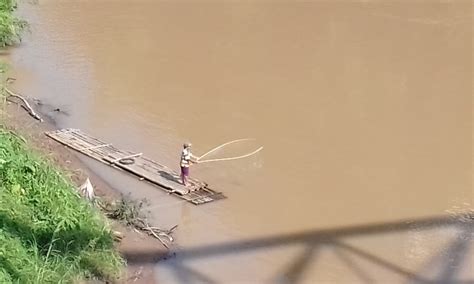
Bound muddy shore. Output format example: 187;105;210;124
3;100;167;283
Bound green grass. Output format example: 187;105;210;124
0;129;124;283
0;0;27;47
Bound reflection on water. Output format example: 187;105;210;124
9;1;472;282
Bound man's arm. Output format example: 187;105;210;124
190;153;199;164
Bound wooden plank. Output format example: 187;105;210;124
78;143;111;151
51;131;211;194
45;129;225;205
102;155;197;195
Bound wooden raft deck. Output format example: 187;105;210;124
45;129;225;205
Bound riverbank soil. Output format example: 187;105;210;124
3;102;167;283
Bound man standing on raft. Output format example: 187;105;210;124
180;142;199;186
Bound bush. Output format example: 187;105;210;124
0;0;28;47
0;130;123;283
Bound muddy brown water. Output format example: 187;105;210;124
7;1;472;283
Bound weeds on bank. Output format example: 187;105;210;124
0;130;124;283
0;0;28;47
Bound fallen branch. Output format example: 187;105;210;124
143;223;170;249
96;197;177;249
5;87;43;122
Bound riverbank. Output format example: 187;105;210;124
0;3;129;282
0;114;123;282
0;1;167;282
2;92;168;282
0;0;166;283
3;2;127;283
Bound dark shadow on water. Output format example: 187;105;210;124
437;227;471;283
407;227;473;284
334;240;424;281
333;246;374;283
121;212;473;283
163;259;218;284
272;245;318;284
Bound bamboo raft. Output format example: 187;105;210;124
45;129;225;205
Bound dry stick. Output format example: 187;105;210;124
133;219;175;248
5;88;43;122
198;146;264;164
144;223;170;249
198;138;255;161
97;200;176;248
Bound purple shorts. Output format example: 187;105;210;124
181;166;189;177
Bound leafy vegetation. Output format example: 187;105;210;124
0;129;124;283
0;0;27;47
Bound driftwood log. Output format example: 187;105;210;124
3;80;43;122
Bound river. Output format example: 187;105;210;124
10;1;473;283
